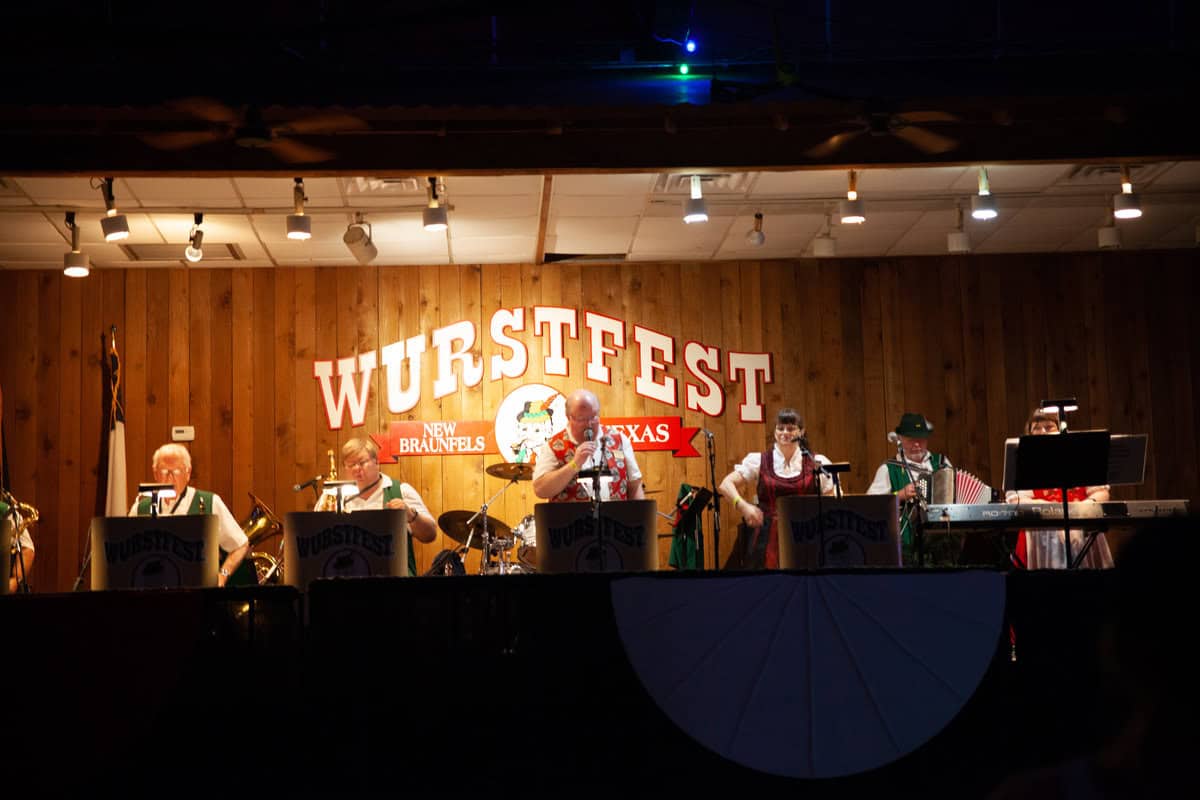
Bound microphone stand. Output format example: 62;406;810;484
704;431;720;571
800;439;826;568
896;445;930;565
584;428;609;571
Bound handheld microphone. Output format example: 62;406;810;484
701;429;715;439
584;429;594;442
293;476;322;492
887;431;900;445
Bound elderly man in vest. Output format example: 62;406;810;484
866;413;957;565
532;389;645;503
128;443;249;586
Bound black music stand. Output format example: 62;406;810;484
1013;430;1110;568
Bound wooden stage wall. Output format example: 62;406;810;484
1;251;1198;591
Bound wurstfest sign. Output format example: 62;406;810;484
312;306;773;460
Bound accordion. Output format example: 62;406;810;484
929;467;991;505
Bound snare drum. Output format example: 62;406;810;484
512;514;538;572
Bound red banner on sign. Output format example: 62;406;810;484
373;416;700;462
601;417;702;457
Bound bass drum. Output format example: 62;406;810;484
512;514;538;573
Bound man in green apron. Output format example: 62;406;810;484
130;443;249;586
866;413;959;565
322;438;438;577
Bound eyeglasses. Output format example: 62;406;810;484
775;425;801;433
568;413;599;424
156;467;189;477
345;457;375;470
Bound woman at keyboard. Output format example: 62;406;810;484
1005;409;1113;569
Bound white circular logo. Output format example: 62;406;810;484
493;383;568;464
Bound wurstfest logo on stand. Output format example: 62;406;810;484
371;382;702;463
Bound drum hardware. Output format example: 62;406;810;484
448;460;534;574
511;514;538;572
484;462;534;482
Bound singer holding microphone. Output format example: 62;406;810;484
719;408;834;570
533;389;644;502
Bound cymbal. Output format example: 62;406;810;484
485;462;535;482
437;510;512;550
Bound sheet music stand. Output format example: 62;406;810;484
534;500;657;573
283;509;408;590
89;515;220;589
1011;430;1110;568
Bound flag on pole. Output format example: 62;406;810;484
104;326;127;516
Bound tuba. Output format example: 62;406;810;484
314;448;339;512
241;492;284;585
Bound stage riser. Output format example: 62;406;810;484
0;569;1145;795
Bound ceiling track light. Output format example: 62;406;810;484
286;177;312;239
63;211;90;278
745;212;765;246
1113;164;1142;220
185;212;205;263
423;176;448;231
98;177;130;242
948;203;971;254
683;174;709;224
839;170;865;224
344;212;379;264
971;167;998;220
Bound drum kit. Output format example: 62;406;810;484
436;462;667;576
436;461;539;575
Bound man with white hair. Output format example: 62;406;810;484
128;443;249;587
533;388;645;502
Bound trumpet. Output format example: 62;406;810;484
314;448;339;512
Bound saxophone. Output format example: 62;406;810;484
314;448;339;512
3;491;39;542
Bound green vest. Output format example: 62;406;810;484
136;488;214;517
383;482;418;577
0;500;9;518
135;489;257;583
885;454;944;547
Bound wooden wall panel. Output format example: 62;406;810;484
34;274;61;587
2;250;1198;591
56;278;82;589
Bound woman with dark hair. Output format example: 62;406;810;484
1006;408;1112;569
719;408;834;569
